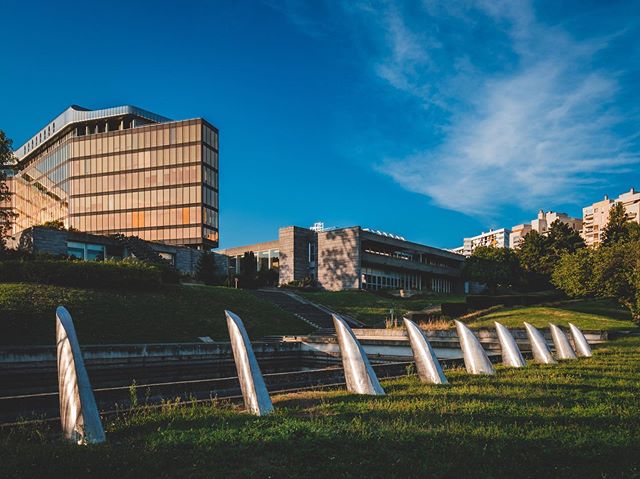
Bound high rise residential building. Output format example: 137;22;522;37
510;210;582;249
8;105;219;249
582;188;640;246
461;228;511;257
456;210;583;256
509;223;533;250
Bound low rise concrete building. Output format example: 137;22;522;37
11;226;221;276
219;225;464;293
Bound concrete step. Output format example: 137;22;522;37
249;290;336;329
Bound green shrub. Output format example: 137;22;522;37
0;258;166;290
466;291;564;310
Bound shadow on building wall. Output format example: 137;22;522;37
319;229;359;291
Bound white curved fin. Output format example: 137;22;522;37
524;322;557;364
332;314;385;395
549;323;577;360
455;320;495;375
225;310;274;416
569;323;593;357
56;306;106;445
494;322;526;367
403;318;448;384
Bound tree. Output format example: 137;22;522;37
518;230;550;274
0;130;16;250
601;203;640;245
551;249;595;298
463;246;522;294
196;252;223;285
553;241;640;324
517;221;585;290
39;220;66;230
237;251;257;288
546;220;585;257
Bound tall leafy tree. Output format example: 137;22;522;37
601;202;640;245
238;251;257;288
517;220;584;290
518;230;549;274
553;241;640;324
0;130;16;250
546;220;585;258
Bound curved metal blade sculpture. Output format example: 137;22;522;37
494;322;526;368
332;314;385;395
524;322;557;364
569;323;593;357
403;318;448;384
454;320;495;375
549;323;577;360
225;310;274;416
56;306;106;445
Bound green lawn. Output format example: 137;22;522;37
466;299;638;331
2;335;639;478
299;290;465;325
0;283;311;346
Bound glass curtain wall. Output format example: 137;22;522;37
11;117;219;249
67;119;218;247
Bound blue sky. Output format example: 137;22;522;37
1;0;639;249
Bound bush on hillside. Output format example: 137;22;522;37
281;276;317;291
441;302;469;317
0;258;169;290
466;291;564;310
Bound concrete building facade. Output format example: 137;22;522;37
7;105;219;249
12;226;221;275
582;188;640;246
220;225;464;293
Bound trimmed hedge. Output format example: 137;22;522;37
0;259;172;290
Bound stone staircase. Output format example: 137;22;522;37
250;289;364;330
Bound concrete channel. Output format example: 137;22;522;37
0;328;607;424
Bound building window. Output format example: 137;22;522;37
66;241;105;261
158;252;176;266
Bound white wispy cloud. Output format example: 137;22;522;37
371;1;639;217
267;0;639;218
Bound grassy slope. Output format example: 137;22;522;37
466;299;637;331
299;290;465;325
2;336;639;478
0;283;311;345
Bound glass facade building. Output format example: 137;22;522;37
9;105;219;248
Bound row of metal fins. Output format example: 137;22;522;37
54;306;593;444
